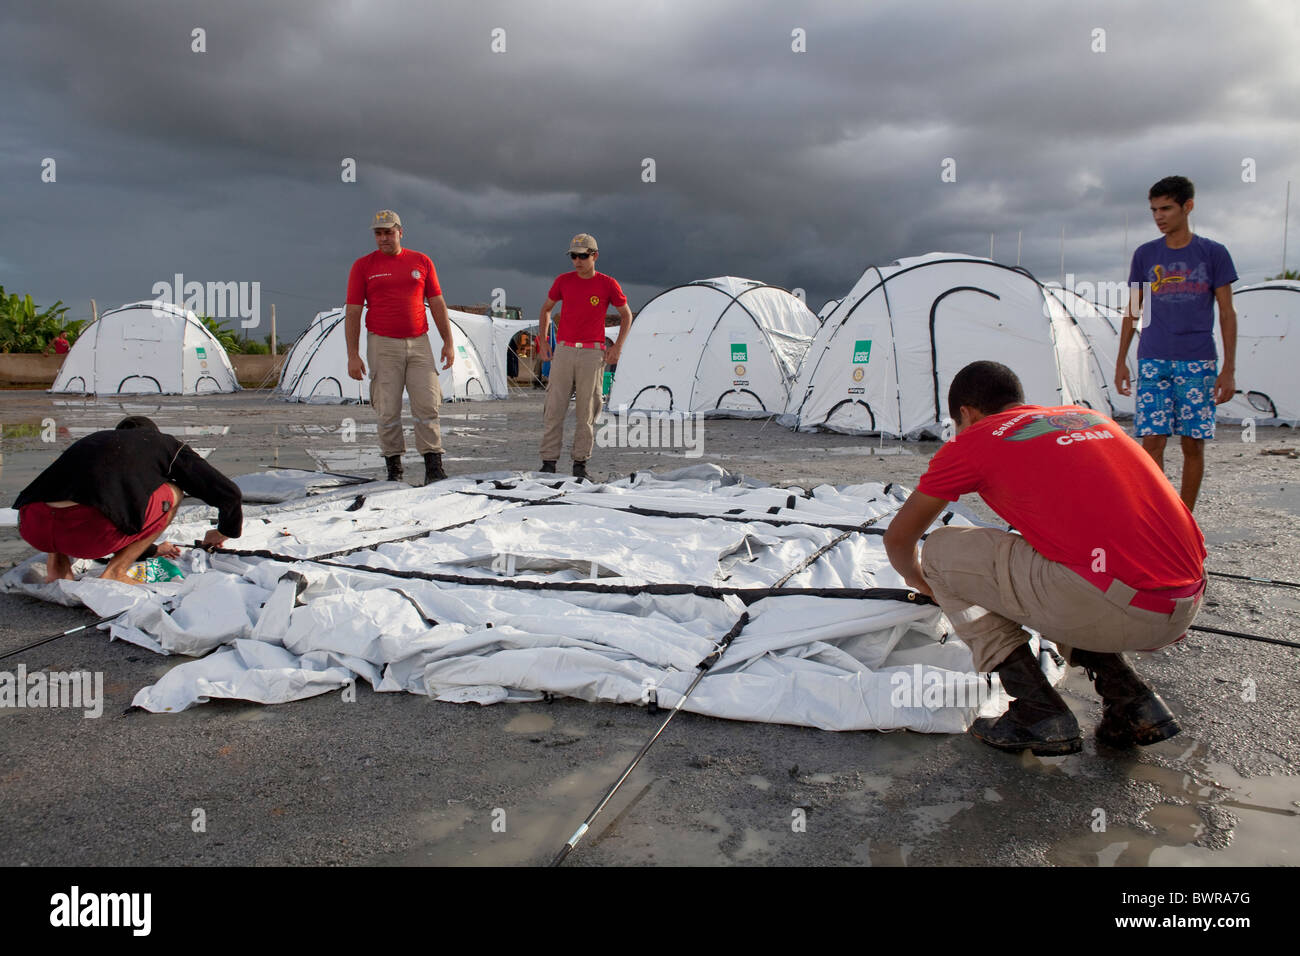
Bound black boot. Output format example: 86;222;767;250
970;643;1082;756
572;460;589;480
385;454;404;482
423;452;446;485
1072;649;1180;747
539;460;557;473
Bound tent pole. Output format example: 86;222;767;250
550;612;750;866
271;303;277;356
90;298;98;324
0;614;121;662
1284;181;1291;276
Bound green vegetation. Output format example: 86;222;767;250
1268;270;1299;280
236;334;291;355
0;286;83;353
195;313;242;353
1;422;46;438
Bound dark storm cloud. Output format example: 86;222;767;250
2;0;1297;333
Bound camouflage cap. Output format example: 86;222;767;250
372;210;402;230
568;233;598;254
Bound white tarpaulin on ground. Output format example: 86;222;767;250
1;465;1063;732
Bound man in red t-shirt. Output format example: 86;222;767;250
536;234;633;479
345;210;456;485
883;361;1206;756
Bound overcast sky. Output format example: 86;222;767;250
3;0;1298;338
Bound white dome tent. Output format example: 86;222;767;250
607;277;820;418
781;254;1114;438
278;307;524;403
50;300;240;395
817;298;841;321
1045;285;1133;418
1215;280;1300;425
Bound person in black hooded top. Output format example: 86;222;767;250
13;416;242;584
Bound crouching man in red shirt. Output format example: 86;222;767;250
13;416;242;584
884;361;1206;755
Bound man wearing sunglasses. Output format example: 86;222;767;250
537;234;633;479
345;210;456;486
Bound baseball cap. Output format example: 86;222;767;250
568;233;598;254
372;210;402;230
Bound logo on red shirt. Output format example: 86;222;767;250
1003;411;1109;442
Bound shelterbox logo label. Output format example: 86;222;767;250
853;340;872;364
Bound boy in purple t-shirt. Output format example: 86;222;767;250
1115;175;1238;511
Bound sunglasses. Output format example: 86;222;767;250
569;252;592;260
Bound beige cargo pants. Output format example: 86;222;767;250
920;526;1203;673
540;345;605;462
368;333;444;457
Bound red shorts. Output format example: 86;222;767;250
18;484;176;559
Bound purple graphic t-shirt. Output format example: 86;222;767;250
1128;234;1237;360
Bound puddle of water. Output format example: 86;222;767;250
1096;842;1127;866
1049;742;1300;866
503;712;555;734
1203;529;1263;546
907;801;975;837
1251;483;1300;516
307;447;506;472
747;775;772;792
66;425;229;438
853;839;913;866
860;774;892;796
733;445;917;459
729;827;773;862
370;751;664;866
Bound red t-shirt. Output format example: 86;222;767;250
547;272;627;343
53;336;69;354
916;405;1206;589
346;249;441;338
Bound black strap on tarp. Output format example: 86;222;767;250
209;542;935;607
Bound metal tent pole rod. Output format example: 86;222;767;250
549;611;750;867
0;615;120;662
1207;570;1300;590
1189;624;1300;650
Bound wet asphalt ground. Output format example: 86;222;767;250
0;389;1296;867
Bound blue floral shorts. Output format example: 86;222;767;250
1134;358;1217;439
